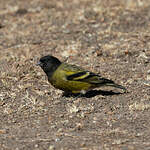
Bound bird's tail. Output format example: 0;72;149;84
105;82;127;92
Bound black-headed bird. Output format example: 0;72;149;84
37;55;126;95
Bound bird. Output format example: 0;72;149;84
37;55;126;95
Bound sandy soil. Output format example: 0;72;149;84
0;0;150;149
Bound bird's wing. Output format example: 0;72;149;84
67;71;113;84
61;63;114;84
61;63;85;75
60;63;94;80
67;71;96;81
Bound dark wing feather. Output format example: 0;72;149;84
62;63;115;86
67;70;114;85
67;71;88;80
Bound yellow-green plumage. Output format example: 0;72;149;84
37;55;126;94
49;63;92;93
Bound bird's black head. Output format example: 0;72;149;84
37;55;61;77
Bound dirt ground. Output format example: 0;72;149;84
0;0;150;149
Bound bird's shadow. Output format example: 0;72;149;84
62;90;123;98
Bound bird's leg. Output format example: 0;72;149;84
62;90;87;100
70;90;87;99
